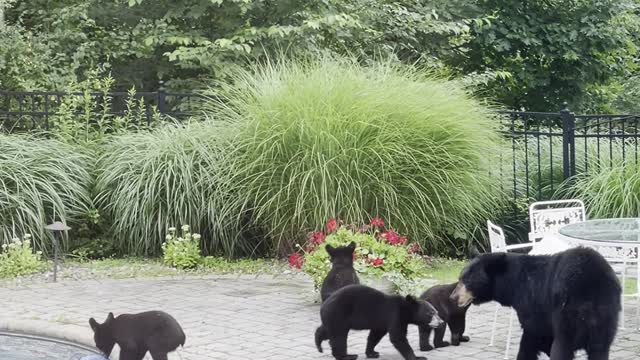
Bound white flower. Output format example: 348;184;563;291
181;225;190;232
11;237;20;243
1;244;7;249
168;227;177;232
165;235;172;241
192;234;201;241
24;234;31;239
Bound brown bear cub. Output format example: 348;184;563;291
315;284;443;360
89;310;185;360
320;241;359;302
419;282;470;351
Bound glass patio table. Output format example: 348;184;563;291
558;218;640;329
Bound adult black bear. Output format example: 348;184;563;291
451;247;621;360
89;311;185;360
315;284;443;360
320;241;359;302
418;282;470;351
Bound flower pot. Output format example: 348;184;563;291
360;274;397;294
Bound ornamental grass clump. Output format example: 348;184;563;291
565;162;640;218
209;56;503;253
94;122;236;256
0;134;92;251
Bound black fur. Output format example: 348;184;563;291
89;311;185;360
452;247;621;360
315;284;442;360
320;241;359;302
418;282;470;351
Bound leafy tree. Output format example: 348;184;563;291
458;0;639;111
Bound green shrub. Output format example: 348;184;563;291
94;123;234;255
161;225;202;269
208;56;504;254
566;162;640;218
0;134;92;251
0;234;45;278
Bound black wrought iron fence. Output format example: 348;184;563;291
0;86;205;132
500;103;640;204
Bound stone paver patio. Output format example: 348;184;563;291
0;274;638;359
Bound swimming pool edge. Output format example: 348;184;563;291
0;319;120;359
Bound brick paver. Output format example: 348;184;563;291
1;274;638;359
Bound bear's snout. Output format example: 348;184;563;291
450;282;474;307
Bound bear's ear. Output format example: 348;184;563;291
347;241;356;251
468;245;481;259
405;295;417;304
325;244;335;256
105;312;115;323
89;318;99;332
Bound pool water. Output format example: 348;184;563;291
0;333;99;359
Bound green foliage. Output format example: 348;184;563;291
51;74;161;147
300;225;427;288
161;225;202;269
70;238;118;261
0;134;92;252
462;0;639;111
211;56;504;254
0;234;45;278
5;0;640;112
567;162;640;218
94;122;234;256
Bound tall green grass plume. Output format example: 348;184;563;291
0;134;92;252
208;56;505;255
566;161;640;218
94;122;237;256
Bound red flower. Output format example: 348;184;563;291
326;218;338;233
407;242;422;254
369;217;384;228
364;257;384;267
398;236;407;245
309;231;325;245
380;230;400;245
288;253;304;269
304;244;317;253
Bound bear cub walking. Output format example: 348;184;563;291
320;241;359;302
418;282;470;351
315;284;443;360
89;310;185;360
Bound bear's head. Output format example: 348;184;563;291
450;252;507;307
405;295;443;328
325;241;356;268
89;312;116;356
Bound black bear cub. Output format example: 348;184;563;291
320;241;359;302
89;310;185;360
418;282;470;351
315;284;443;360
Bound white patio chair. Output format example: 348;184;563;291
528;199;586;243
487;220;534;359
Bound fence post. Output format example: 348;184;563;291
157;81;167;115
560;102;576;179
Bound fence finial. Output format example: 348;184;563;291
561;101;570;112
